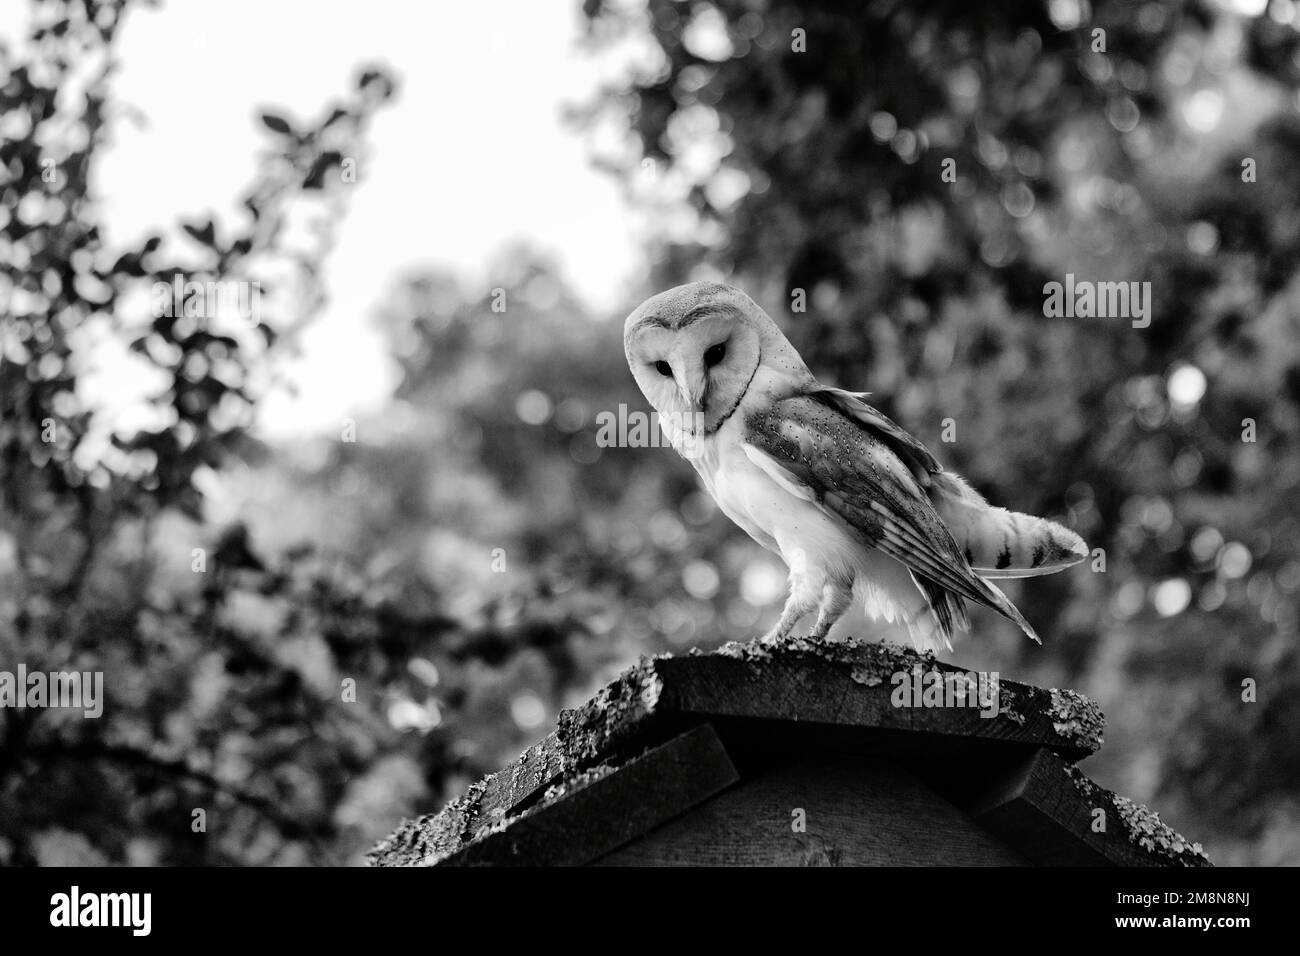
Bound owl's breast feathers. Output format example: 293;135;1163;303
688;413;784;553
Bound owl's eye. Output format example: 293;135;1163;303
653;360;673;377
704;342;727;368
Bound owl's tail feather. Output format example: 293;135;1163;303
971;575;1041;644
928;472;1088;579
858;554;1034;652
906;569;1040;649
907;571;967;653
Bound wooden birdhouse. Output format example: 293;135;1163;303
369;638;1210;867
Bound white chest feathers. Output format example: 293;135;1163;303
691;415;865;580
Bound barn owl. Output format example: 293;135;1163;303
623;281;1087;652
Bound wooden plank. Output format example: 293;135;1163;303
654;640;1103;761
477;731;568;817
596;753;1028;866
442;722;739;866
371;637;1112;866
365;731;570;867
369;659;668;866
970;748;1211;867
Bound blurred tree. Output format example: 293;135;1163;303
4;0;1297;869
0;0;399;863
577;0;1300;863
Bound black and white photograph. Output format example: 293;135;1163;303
0;0;1292;932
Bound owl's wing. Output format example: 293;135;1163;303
810;386;1088;581
809;386;940;483
741;393;1038;642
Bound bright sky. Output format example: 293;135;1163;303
1;0;642;439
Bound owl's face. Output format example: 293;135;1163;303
624;284;767;450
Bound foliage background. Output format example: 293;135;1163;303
1;0;1297;864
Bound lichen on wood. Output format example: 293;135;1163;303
1064;765;1210;867
1047;688;1106;751
554;658;664;767
367;661;668;866
370;634;1113;866
366;778;488;868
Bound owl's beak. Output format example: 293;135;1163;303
675;380;708;453
680;377;708;424
685;385;705;412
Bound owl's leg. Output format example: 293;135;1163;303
807;579;854;641
761;588;818;643
761;544;826;643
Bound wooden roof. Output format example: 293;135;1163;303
368;637;1209;867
